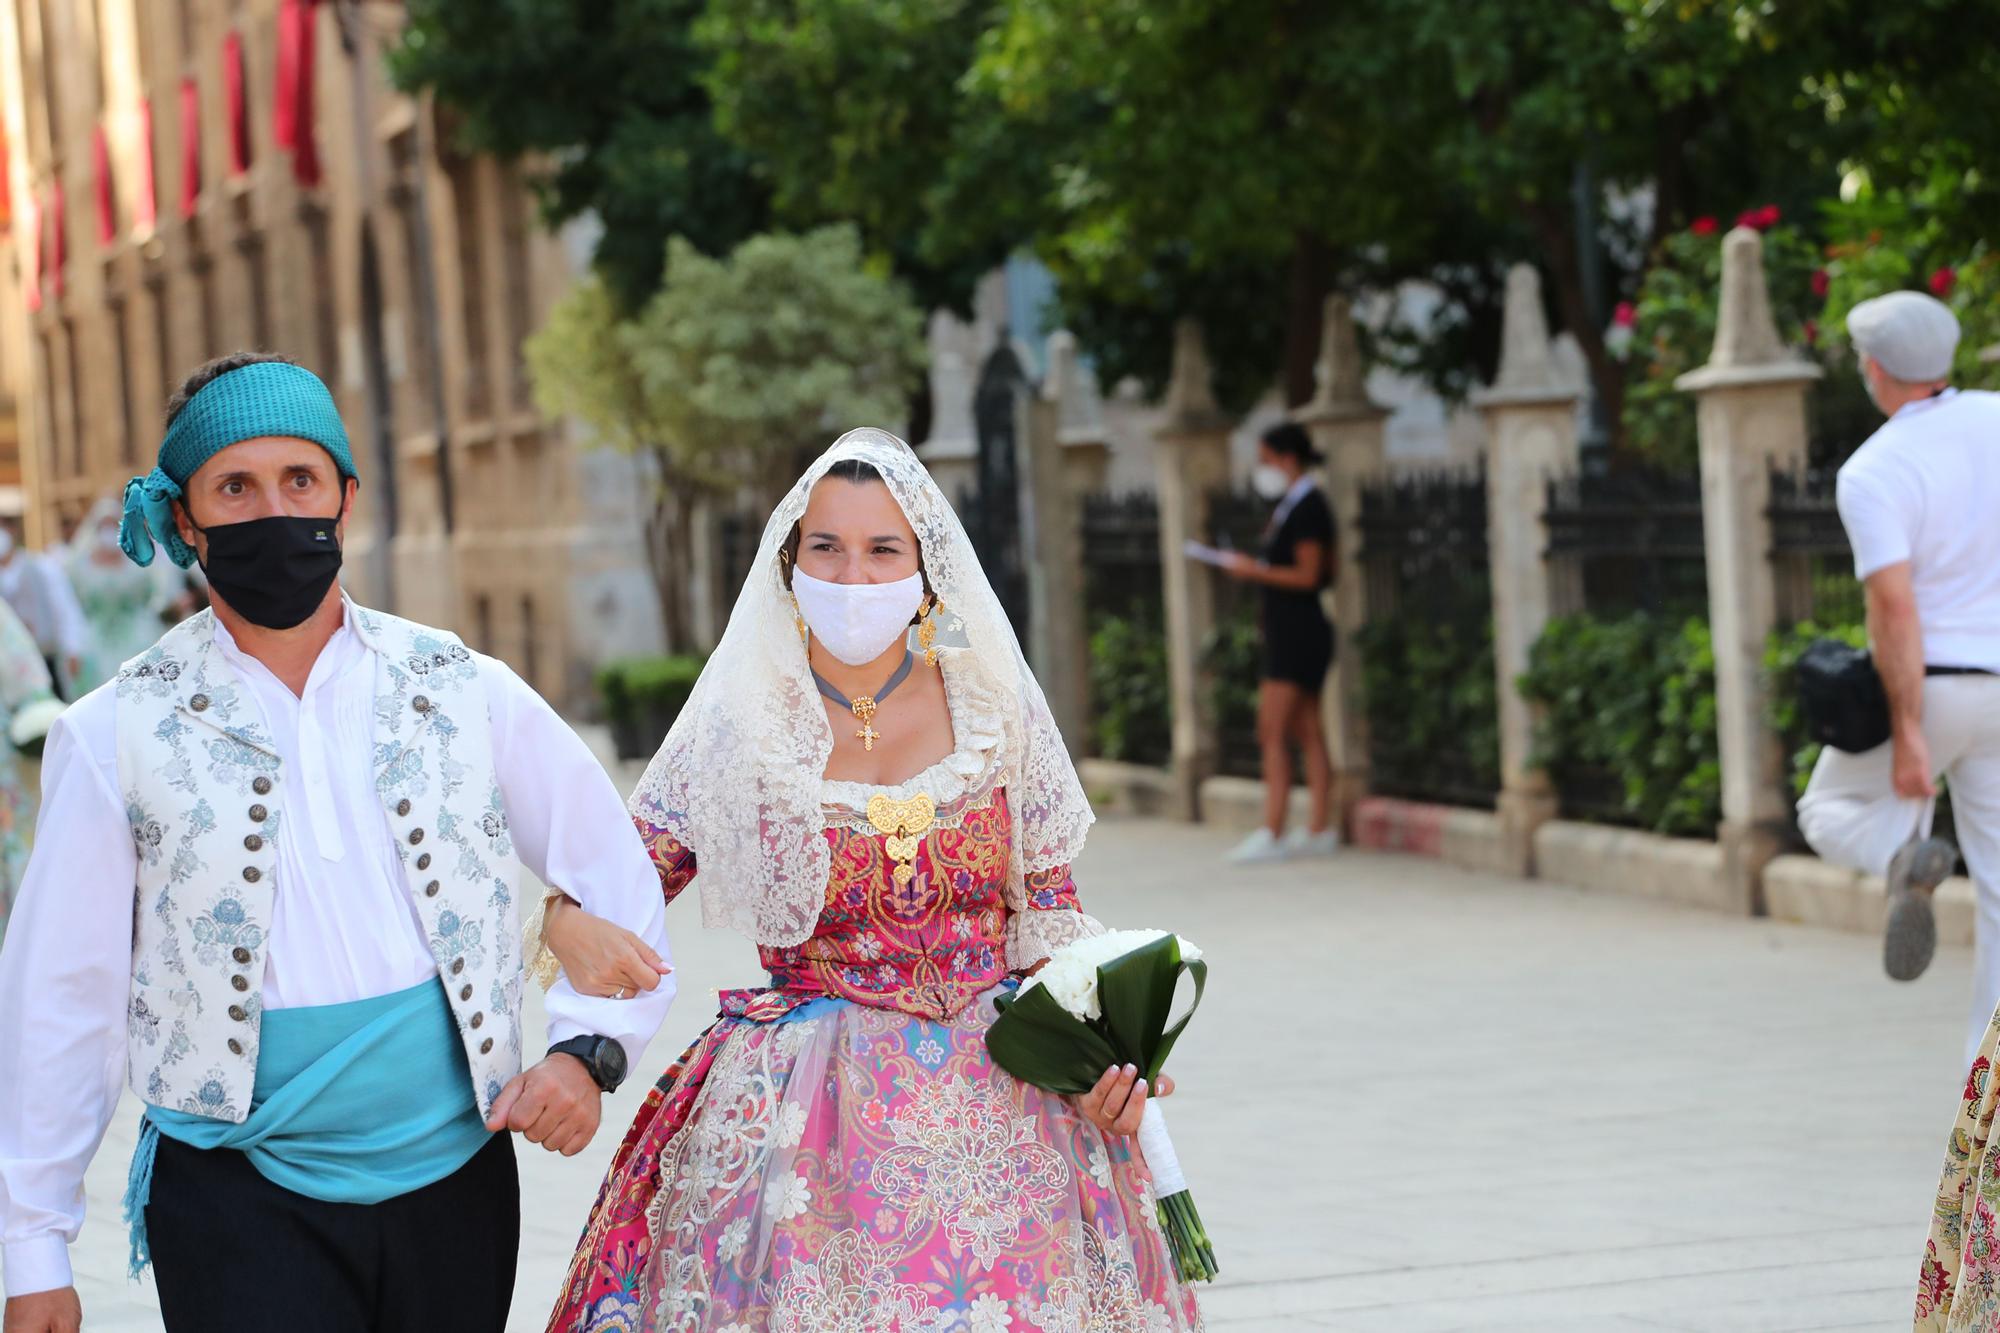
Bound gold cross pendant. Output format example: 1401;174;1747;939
851;696;880;752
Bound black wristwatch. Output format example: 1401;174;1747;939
547;1034;628;1094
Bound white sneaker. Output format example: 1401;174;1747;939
1226;828;1287;864
1284;827;1340;857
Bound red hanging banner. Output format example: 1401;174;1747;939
48;178;65;297
224;30;250;177
135;97;157;230
291;0;321;187
178;76;201;218
273;0;301;150
92;124;115;246
22;193;40;312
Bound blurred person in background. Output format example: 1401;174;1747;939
1794;290;2000;1069
1219;421;1339;863
59;497;196;696
0;595;61;951
0;518;88;701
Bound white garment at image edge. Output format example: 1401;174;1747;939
0;549;88;660
1836;388;2000;671
1797;676;2000;1068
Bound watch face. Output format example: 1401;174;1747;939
595;1037;628;1090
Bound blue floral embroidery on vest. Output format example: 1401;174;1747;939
189;895;264;966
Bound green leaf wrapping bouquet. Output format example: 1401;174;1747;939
987;928;1216;1281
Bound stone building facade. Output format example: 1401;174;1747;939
0;0;661;707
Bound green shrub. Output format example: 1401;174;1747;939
1088;614;1170;764
1354;594;1500;800
1202;604;1262;775
597;655;707;760
1519;612;1720;836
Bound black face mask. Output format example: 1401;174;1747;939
194;511;344;630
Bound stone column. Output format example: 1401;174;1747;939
1152;320;1234;819
1044;330;1113;496
1018;386;1089;757
1471;265;1581;874
1293;295;1388;829
1675;227;1823;912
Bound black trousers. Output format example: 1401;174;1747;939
146;1130;519;1332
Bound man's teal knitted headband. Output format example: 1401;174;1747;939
120;361;357;569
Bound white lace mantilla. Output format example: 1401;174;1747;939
629;429;1097;949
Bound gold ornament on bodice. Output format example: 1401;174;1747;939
866;791;936;888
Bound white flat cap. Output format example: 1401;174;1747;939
1847;290;1960;381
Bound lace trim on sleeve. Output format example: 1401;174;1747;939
1006;907;1105;971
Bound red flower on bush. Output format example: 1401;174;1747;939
1811;268;1830;299
1612;300;1636;329
1690;216;1719;236
1804;319;1818;345
1930;267;1957;297
1735;204;1781;231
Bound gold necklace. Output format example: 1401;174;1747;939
811;651;915;753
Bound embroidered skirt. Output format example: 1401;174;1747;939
545;985;1204;1332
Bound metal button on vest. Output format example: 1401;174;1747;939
231;974;249;992
395;799;412;817
408;828;425;846
244;834;263;852
243;866;262;883
232;947;252;964
459;984;473;1001
228;1004;248;1022
479;1038;493;1055
450;957;465;975
252;776;273;795
413;696;431;714
416;853;431;871
249;804;268;823
469;1012;484;1029
189;694;210;712
227;1039;243;1056
424;880;440;897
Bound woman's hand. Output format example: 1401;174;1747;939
1221;551;1259;581
1077;1063;1176;1138
543;894;671;999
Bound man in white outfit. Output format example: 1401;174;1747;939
1796;290;2000;1067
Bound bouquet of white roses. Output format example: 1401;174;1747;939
987;928;1215;1281
8;695;64;759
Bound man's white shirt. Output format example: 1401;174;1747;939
1837;387;2000;671
0;611;676;1296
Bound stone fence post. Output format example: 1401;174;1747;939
1152;319;1234;819
1675;227;1823;912
1018;384;1089;757
1293;295;1387;829
1043;330;1113;495
1472;265;1581;874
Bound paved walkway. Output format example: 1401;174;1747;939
57;817;1967;1330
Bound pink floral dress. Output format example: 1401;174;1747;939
544;712;1204;1333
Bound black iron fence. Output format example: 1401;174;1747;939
1769;467;1864;628
1356;467;1499;808
1544;468;1708;618
1079;491;1169;765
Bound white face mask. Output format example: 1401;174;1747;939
791;568;925;667
1251;463;1293;501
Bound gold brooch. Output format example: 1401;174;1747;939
866;792;936;888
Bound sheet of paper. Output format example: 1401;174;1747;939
1182;540;1231;567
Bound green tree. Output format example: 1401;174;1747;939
528;227;926;649
392;0;769;311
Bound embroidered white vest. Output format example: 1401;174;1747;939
115;604;524;1125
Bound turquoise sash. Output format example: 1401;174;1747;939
123;979;491;1276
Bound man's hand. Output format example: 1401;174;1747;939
4;1287;82;1333
1893;724;1936;800
484;1054;601;1156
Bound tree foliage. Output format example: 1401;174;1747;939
527;226;925;648
392;0;769;311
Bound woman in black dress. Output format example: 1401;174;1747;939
1221;421;1337;862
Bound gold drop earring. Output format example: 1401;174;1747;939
918;595;943;667
782;550;807;644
